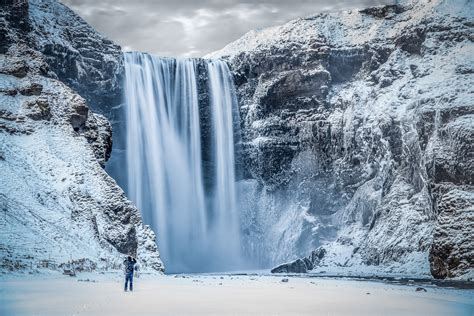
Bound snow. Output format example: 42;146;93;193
203;0;473;279
1;273;472;315
312;247;433;279
0;124;124;270
206;1;436;59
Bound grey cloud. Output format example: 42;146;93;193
60;0;393;57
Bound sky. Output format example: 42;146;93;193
61;0;393;58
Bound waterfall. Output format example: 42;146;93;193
123;52;242;272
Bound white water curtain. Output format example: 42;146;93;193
124;52;241;272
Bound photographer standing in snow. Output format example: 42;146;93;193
123;256;137;292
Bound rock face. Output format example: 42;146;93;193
429;188;474;279
22;0;128;188
209;0;473;279
271;247;326;273
0;0;163;273
28;0;123;116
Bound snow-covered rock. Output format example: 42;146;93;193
0;0;163;274
208;0;473;279
28;0;123;116
271;247;326;273
429;187;474;279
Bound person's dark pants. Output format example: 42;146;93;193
124;273;133;291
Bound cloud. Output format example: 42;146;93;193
60;0;393;57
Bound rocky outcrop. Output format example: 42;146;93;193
209;0;473;279
28;0;123;116
271;247;326;273
271;258;308;274
0;0;163;273
3;0;471;279
429;188;474;279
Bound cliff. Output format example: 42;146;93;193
0;0;163;273
208;0;473;279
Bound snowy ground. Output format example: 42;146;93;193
1;273;472;315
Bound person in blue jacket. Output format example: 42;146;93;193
123;256;137;292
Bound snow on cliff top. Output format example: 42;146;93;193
206;0;472;59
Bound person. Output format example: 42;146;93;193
123;256;137;292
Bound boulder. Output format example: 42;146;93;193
271;258;308;273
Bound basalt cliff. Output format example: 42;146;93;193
208;0;473;279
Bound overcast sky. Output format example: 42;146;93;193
61;0;393;58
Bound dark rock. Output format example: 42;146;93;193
0;87;18;96
70;97;89;132
429;188;474;279
271;258;308;273
259;69;330;115
329;48;368;83
62;269;76;277
455;64;474;75
396;28;426;54
309;247;327;266
246;140;297;189
22;97;51;120
1;61;28;78
19;82;43;96
271;247;326;275
0;0;30;54
106;226;138;256
83;113;113;167
359;5;405;18
303;257;314;270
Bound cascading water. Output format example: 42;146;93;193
123;52;242;272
